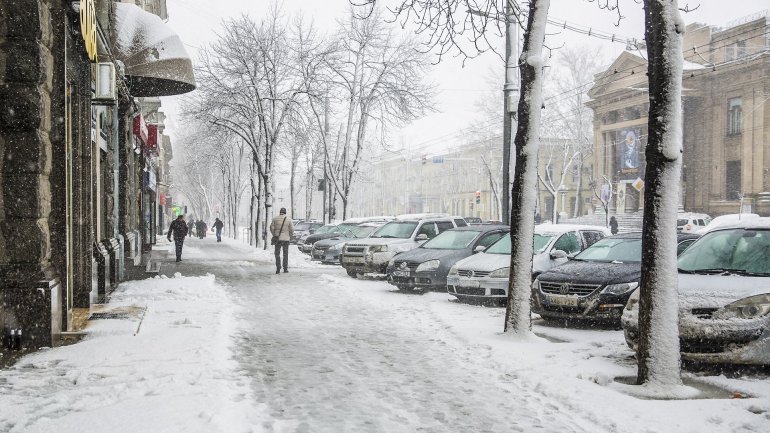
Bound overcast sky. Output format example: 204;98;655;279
160;0;769;152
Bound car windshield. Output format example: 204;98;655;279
371;221;417;239
295;222;313;230
574;238;642;263
485;235;511;254
351;225;378;238
678;228;770;275
313;225;336;234
533;233;554;254
421;230;479;250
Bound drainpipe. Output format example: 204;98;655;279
113;106;124;280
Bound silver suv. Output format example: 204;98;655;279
341;214;463;277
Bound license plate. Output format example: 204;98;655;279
458;279;479;288
392;270;410;277
546;294;578;307
344;256;364;264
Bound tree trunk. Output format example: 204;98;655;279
504;0;550;334
636;0;684;386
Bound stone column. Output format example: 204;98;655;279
0;0;63;349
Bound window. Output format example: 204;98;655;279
553;232;581;255
726;160;741;201
727;97;743;135
417;222;438;239
477;232;507;249
453;218;468;227
436;221;454;233
581;231;606;249
726;41;747;61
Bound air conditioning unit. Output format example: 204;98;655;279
94;62;117;102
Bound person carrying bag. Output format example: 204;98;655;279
269;208;294;274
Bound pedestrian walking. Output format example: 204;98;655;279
167;215;189;262
187;218;194;237
213;218;224;242
270;207;294;274
609;216;619;235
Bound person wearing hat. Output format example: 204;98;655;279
270;207;295;274
167;214;189;262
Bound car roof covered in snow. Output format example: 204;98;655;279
534;223;611;235
698;215;770;234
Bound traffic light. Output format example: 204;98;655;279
475;190;481;204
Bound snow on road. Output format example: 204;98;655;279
1;237;769;433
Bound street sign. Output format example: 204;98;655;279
632;177;644;192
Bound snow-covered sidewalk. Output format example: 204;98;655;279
0;271;263;433
1;236;769;433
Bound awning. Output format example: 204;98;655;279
112;3;196;97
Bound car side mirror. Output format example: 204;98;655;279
415;234;428;242
474;245;486;253
550;250;568;260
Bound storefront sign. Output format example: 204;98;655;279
133;115;148;144
79;0;98;62
147;125;158;150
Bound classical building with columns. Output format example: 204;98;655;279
586;12;770;217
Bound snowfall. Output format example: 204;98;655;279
1;237;769;433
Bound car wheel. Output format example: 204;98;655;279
346;269;358;278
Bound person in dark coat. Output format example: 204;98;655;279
609;216;619;235
167;215;189;262
270;207;295;274
199;221;208;238
187;219;194;237
213;218;224;242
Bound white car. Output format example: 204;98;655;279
622;217;770;365
676;213;711;233
447;224;611;303
341;214;464;277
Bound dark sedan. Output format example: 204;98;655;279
531;232;698;326
386;225;509;292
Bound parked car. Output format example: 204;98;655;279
341;214;461;277
447;224;610;304
464;217;483;225
531;232;700;325
385;225;509;291
312;223;384;264
677;213;711;233
622;219;770;365
290;220;323;244
297;224;338;253
300;217;393;255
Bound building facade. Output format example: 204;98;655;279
0;0;193;351
587;13;770;217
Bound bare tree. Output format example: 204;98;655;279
588;173;614;228
636;0;685;387
545;46;604;218
503;0;550;334
322;6;435;220
184;4;313;247
537;138;579;222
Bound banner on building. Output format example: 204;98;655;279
616;182;627;214
617;127;643;180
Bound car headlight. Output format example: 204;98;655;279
724;294;770;319
602;282;639;296
488;267;510;278
416;259;440;273
448;265;458;276
369;245;387;253
625;288;640;311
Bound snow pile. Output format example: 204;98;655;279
0;273;265;433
